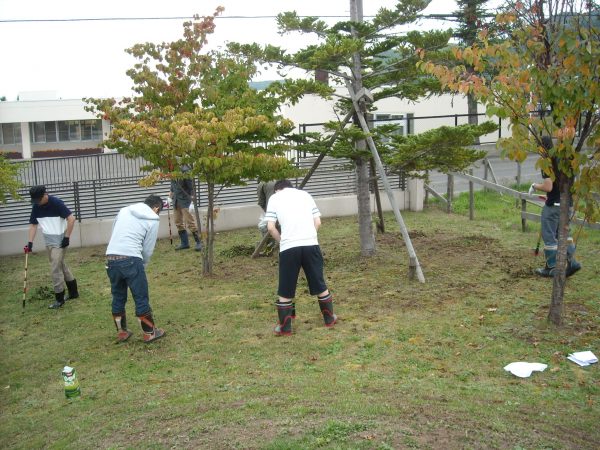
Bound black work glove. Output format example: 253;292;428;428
24;242;33;253
60;237;70;248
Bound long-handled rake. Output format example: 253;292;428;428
22;248;29;310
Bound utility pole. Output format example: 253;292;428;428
347;0;425;282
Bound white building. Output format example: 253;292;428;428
0;88;507;160
0;91;110;159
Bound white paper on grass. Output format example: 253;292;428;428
503;362;548;378
567;351;598;367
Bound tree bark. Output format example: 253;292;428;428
349;0;375;256
356;156;376;256
548;176;573;325
203;182;215;275
467;91;479;144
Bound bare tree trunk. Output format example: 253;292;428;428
202;182;215;275
548;177;572;325
350;0;375;257
356;156;376;256
467;91;479;144
192;176;203;248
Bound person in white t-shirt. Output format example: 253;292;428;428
265;179;336;335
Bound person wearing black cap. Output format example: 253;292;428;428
26;185;79;309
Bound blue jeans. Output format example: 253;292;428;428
541;204;560;249
107;257;151;316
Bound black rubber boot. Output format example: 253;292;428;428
318;293;337;327
192;232;202;252
566;242;581;277
535;248;556;277
49;291;65;309
65;279;79;300
274;301;293;336
175;230;190;250
137;312;166;343
112;313;133;342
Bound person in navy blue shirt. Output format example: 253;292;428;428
27;185;79;309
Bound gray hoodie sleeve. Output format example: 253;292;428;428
141;222;159;265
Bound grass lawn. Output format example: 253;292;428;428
1;189;599;449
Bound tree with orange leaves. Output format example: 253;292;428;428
419;0;600;324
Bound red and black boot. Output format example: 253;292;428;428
274;301;293;336
318;293;337;327
137;312;166;343
112;313;133;343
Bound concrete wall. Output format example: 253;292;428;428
0;185;422;256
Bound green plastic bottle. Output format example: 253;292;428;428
62;366;81;398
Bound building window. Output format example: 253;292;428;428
1;123;22;145
31;120;102;143
369;113;408;141
68;121;81;141
45;121;57;142
81;119;102;140
33;122;46;143
58;121;69;141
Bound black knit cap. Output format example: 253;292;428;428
29;185;47;203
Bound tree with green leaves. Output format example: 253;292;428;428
451;0;497;134
229;0;457;260
86;10;299;275
0;155;22;204
381;121;498;176
419;0;600;324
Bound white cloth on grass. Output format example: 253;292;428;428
503;362;548;378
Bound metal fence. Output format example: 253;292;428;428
1;151;406;229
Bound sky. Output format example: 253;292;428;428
0;0;502;101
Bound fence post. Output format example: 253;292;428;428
96;154;102;182
424;170;429;206
92;180;98;218
469;169;474;220
483;158;489;192
521;198;527;232
446;173;453;214
515;162;522;208
33;160;39;186
73;181;82;222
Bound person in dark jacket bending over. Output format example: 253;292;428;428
27;185;79;309
265;179;336;335
529;136;581;277
169;167;202;251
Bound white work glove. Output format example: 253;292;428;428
528;184;535;195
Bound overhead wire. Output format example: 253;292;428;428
0;14;464;24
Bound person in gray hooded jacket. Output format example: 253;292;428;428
105;195;166;343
